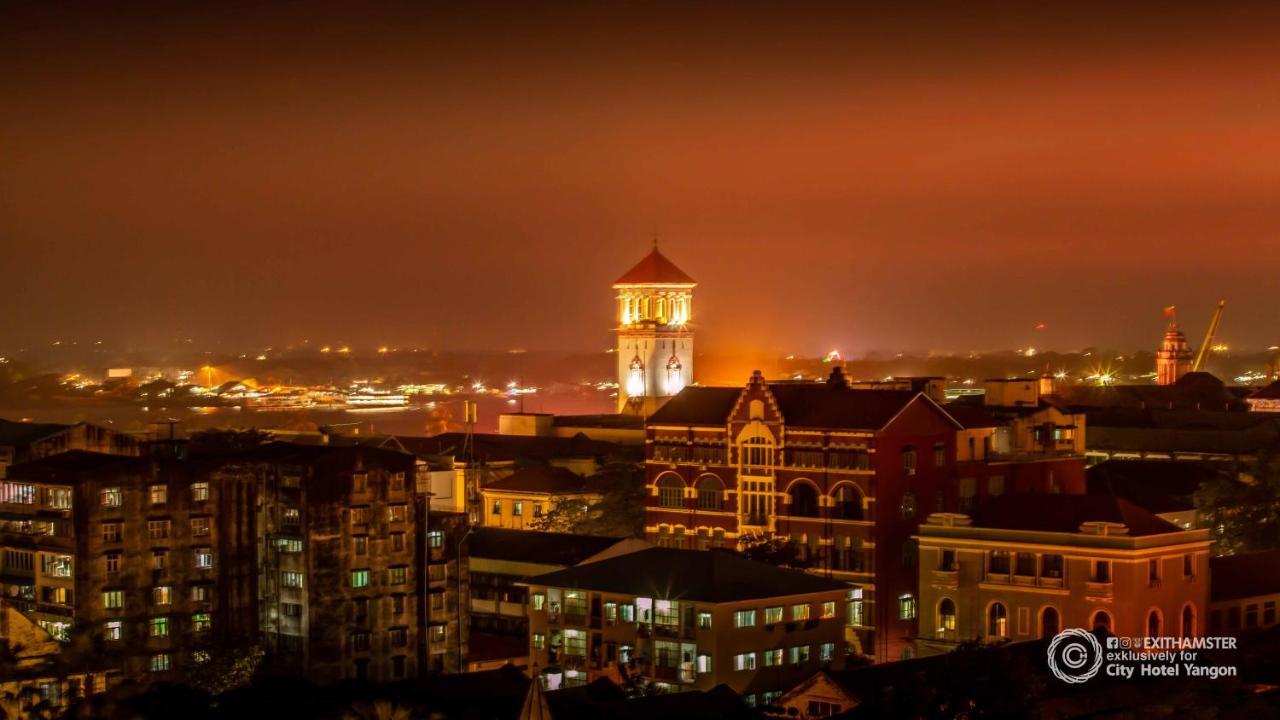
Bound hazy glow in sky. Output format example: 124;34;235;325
3;3;1279;354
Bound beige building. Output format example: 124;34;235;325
915;494;1211;656
523;547;850;706
480;465;600;531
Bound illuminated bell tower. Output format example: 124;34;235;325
614;243;696;414
1156;315;1193;386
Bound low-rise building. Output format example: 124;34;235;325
480;465;601;531
523;547;850;704
915;494;1211;656
1208;549;1280;634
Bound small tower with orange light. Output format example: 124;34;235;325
613;244;696;414
1156;307;1193;385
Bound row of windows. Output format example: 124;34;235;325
733;642;837;670
101;517;215;542
932;597;1198;640
352;533;407;555
102;548;213;573
350;504;409;524
490;500;545;518
103;585;214;609
350;567;410;588
99;482;210;509
734;601;838;628
351;472;407;493
350;626;411;651
100;612;212;642
1;482;73;508
1211;601;1278;632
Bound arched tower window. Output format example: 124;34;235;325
665;353;684;395
626;355;645;400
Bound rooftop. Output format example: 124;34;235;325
468;527;624;567
0;419;73;446
484;465;592;495
1086;459;1226;515
613;248;696;286
1210;549;1280;602
526;546;848;602
968;494;1184;537
647;386;743;426
381;432;622;464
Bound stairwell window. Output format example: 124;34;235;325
898;594;917;620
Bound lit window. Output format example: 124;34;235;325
152;586;172;606
100;488;122;508
282;571;304;589
764;606;783;624
351;570;370;588
735;609;757;628
733;652;756;671
532;593;546;611
513;501;524;517
789;645;810;664
194;548;213;569
791;603;811;621
898;594;917;620
193;612;211;632
697;611;712;630
282;507;300;525
278;537;303;553
192;585;210;602
387;504;407;523
819;642;835;662
762;648;783;666
103;591;124;610
151;550;167;571
428;530;444;548
491;500;502;516
150;653;171;672
149;616;169;638
902;447;917;473
191;482;209;502
821;601;836;619
104;620;122;641
191;517;211;536
696;654;712;673
532;633;545;650
149;484;167;505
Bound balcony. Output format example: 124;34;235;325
1085;580;1113;598
931;569;959;589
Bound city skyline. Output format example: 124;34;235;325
4;3;1280;354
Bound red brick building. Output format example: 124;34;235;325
643;367;1086;662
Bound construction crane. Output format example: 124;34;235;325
1191;299;1226;372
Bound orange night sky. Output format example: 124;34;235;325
3;2;1279;355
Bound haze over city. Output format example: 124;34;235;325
5;2;1280;355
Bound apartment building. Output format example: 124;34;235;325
523;547;849;705
0;451;257;678
915;494;1211;656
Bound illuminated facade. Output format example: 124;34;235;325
1156;322;1194;385
642;368;1089;663
915;497;1211;657
614;247;696;414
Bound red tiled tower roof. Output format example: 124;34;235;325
613;249;695;286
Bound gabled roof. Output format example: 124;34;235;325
388;432;620;464
527;547;847;602
768;385;927;430
1248;379;1280;400
647;386;742;426
969;494;1183;537
613;249;696;286
1210;549;1280;601
484;465;591;495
